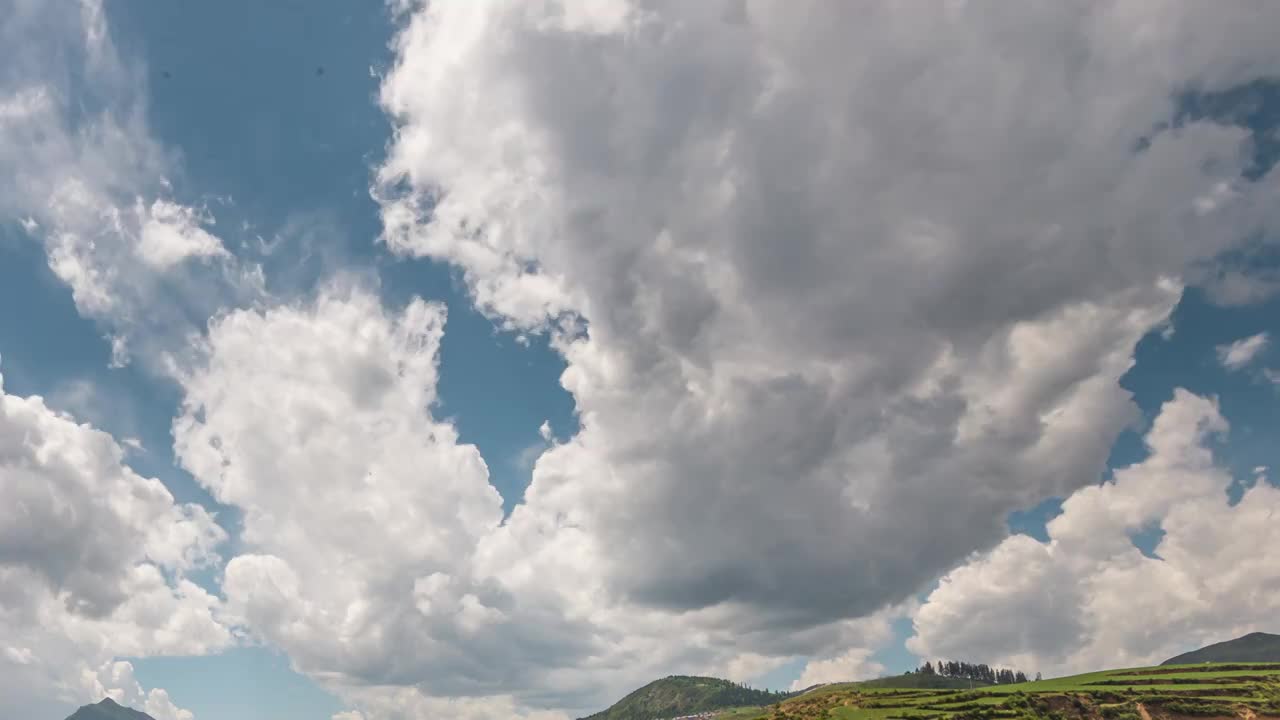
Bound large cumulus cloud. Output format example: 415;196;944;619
173;288;600;716
0;361;228;718
376;0;1280;627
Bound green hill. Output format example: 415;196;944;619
1162;631;1280;665
730;662;1280;720
858;674;992;690
799;675;994;698
580;675;792;720
65;699;156;720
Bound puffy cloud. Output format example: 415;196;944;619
0;0;260;367
908;390;1280;676
0;365;225;616
781;602;911;691
377;0;1280;629
0;360;228;716
173;287;910;717
790;649;884;692
79;661;195;720
722;653;791;685
173;288;592;711
133;199;230;270
1216;331;1270;370
4;645;34;665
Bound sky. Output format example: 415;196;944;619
2;2;1280;720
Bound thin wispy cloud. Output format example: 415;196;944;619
1217;332;1270;370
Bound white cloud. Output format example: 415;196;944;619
0;366;225;614
789;648;885;691
173;288;565;709
512;439;550;474
4;646;34;665
0;0;260;368
0;360;228;717
722;653;791;685
134;199;229;269
80;660;195;720
908;390;1280;676
1216;331;1270;370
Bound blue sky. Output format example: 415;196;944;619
3;3;1280;720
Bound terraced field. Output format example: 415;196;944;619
728;663;1280;720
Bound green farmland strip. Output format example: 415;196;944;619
736;661;1280;720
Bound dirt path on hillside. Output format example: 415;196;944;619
1137;703;1155;720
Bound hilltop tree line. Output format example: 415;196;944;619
699;678;792;700
910;660;1033;684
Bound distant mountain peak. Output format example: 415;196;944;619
1162;631;1280;665
64;697;156;720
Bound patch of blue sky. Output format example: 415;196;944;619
130;647;344;720
1126;288;1279;499
873;615;927;676
753;656;809;692
1128;522;1167;560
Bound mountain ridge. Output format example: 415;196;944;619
65;698;156;720
579;671;1003;720
1162;631;1280;665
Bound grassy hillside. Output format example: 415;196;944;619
581;676;792;720
723;662;1280;720
861;676;994;691
1162;632;1280;665
797;676;994;699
